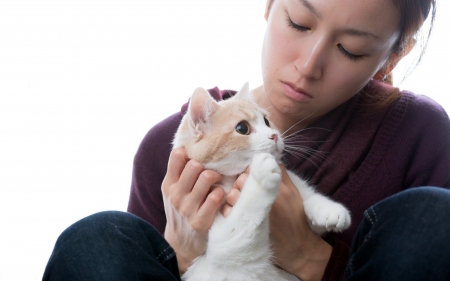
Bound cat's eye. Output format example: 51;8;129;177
235;122;250;135
264;116;270;127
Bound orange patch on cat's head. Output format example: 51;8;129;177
182;97;261;161
173;83;279;175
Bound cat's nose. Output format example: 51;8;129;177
270;134;278;144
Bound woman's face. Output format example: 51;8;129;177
261;0;400;126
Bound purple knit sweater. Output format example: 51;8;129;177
127;80;450;280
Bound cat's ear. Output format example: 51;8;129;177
187;87;219;132
233;82;253;101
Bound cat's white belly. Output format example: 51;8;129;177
184;256;300;281
182;154;301;281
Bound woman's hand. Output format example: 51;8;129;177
162;147;224;274
270;166;332;281
223;164;332;281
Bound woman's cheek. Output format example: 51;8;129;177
333;63;373;93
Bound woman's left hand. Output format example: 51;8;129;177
270;166;332;281
222;165;332;281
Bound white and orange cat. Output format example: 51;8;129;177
169;83;351;281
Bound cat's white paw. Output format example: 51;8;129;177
304;198;351;234
249;153;281;191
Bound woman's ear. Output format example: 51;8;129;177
373;53;399;82
373;40;416;82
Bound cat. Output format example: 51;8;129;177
169;83;351;281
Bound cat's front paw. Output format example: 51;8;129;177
249;153;281;191
304;197;351;234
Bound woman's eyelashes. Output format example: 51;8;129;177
338;44;364;61
287;16;365;62
287;17;310;32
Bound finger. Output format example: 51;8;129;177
165;147;189;185
220;203;232;217
187;170;223;210
232;173;248;192
225;188;241;207
225;173;247;206
279;164;289;179
176;159;205;194
279;164;296;191
194;186;225;231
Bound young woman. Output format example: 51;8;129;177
44;0;450;280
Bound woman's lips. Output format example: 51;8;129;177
281;82;312;102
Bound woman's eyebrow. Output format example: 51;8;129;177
343;28;379;39
300;0;378;39
299;0;322;19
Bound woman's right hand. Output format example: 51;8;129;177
161;147;224;274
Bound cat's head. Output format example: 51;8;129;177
173;83;284;176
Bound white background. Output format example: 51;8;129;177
0;1;449;279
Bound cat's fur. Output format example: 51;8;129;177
170;83;351;281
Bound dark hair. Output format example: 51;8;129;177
392;0;436;61
372;0;436;112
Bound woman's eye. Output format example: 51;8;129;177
235;122;250;135
264;117;270;127
338;44;364;62
287;17;309;32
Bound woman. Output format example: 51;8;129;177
44;0;450;280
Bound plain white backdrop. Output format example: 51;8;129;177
0;1;449;279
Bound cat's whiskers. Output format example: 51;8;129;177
280;110;318;138
256;70;275;108
260;84;275;108
284;139;329;145
283;126;332;142
281;128;332;171
283;144;329;160
282;148;322;171
282;145;329;171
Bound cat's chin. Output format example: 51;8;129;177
270;148;283;163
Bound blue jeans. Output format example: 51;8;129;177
345;186;450;280
43;211;181;281
43;187;450;281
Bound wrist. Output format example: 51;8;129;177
164;233;191;275
176;253;191;274
290;233;333;281
164;228;210;276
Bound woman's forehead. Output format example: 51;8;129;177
284;0;400;41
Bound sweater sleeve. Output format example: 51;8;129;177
397;94;450;189
321;238;350;281
127;112;183;234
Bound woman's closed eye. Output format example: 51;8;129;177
338;44;364;62
287;16;365;62
286;17;310;32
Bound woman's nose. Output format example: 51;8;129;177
295;36;326;80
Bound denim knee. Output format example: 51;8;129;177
53;211;149;254
43;211;180;281
346;186;450;281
